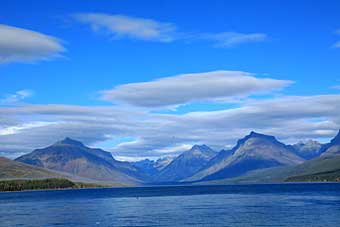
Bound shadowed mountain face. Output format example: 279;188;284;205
132;159;159;176
292;140;323;160
15;138;144;185
155;145;217;182
320;130;340;156
186;132;304;182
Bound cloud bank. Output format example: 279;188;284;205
100;70;292;107
1;69;338;160
0;24;65;64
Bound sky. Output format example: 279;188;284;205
1;0;340;160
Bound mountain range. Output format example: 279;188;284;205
185;131;304;182
1;130;340;185
204;130;340;184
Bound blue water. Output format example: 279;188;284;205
1;183;340;227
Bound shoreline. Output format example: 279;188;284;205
1;181;340;193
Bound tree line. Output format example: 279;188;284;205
0;178;77;191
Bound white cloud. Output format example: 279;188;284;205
202;32;267;47
0;90;34;104
100;70;292;107
0;24;65;64
1;93;340;160
72;13;177;42
154;144;193;154
114;156;153;162
71;13;268;47
0;121;57;136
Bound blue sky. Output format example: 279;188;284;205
1;0;340;160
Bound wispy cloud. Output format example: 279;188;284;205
332;29;340;48
330;85;340;90
334;42;340;48
72;13;178;42
100;70;292;107
201;32;267;48
0;90;34;104
0;121;57;136
0;24;65;64
72;13;267;47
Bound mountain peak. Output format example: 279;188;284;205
232;131;279;153
55;137;85;147
249;131;257;135
249;131;271;138
191;144;210;151
247;131;278;141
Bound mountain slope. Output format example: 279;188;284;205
186;132;304;182
320;130;340;156
15;138;142;185
155;145;217;182
0;157;63;179
154;157;174;171
226;155;340;183
0;157;104;184
284;130;340;182
207;130;340;183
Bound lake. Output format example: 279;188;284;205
1;183;340;227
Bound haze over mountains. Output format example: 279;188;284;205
2;130;340;185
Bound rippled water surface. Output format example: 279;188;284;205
1;183;340;227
